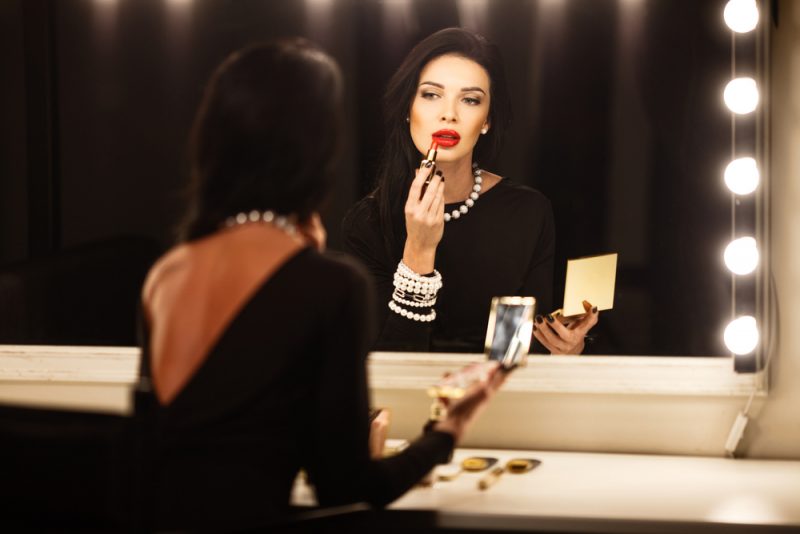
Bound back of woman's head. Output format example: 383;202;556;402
181;39;342;241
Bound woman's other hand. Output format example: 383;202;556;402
533;300;599;355
369;409;391;459
433;361;507;443
403;164;445;274
297;212;326;251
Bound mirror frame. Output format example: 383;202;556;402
732;0;771;374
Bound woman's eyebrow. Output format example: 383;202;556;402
419;81;444;89
419;81;486;95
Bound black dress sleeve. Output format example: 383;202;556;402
302;258;453;508
521;197;555;316
341;199;433;351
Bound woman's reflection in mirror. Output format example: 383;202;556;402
343;28;598;354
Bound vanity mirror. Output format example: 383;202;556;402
1;0;768;363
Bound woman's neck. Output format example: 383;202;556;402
437;158;475;204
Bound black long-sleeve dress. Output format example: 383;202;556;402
342;178;554;353
136;248;453;530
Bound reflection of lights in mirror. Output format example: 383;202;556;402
724;315;759;355
724;77;759;114
724;237;759;275
304;0;336;42
724;0;759;33
455;0;490;31
722;0;767;371
724;157;760;195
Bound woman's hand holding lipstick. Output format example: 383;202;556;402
402;151;445;275
296;212;326;252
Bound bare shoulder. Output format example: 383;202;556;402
142;244;192;306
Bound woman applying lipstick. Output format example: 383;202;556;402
343;28;598;354
134;39;506;530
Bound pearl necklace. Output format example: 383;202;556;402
223;209;297;234
444;163;483;222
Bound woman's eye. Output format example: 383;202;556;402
463;96;482;106
421;91;440;100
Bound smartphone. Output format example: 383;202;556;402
484;296;536;369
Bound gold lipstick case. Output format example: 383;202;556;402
419;143;438;200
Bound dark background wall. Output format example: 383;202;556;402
1;0;747;355
0;0;28;264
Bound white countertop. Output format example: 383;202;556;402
399;449;800;525
295;447;800;531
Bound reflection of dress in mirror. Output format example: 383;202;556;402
135;40;503;530
343;28;596;354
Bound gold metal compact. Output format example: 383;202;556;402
478;458;541;490
437;456;498;482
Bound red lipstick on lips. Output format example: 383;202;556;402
432;129;461;148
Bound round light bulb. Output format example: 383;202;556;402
724;237;759;275
724;157;760;195
724;315;759;355
724;0;759;33
724;78;759;114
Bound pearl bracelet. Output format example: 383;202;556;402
389;260;443;322
388;300;436;322
393;276;440;296
393;288;437;308
394;262;443;295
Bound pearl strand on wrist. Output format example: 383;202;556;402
389;260;443;322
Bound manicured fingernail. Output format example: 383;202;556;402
535;315;543;324
592;306;598;314
435;170;443;177
425;160;433;168
532;325;537;332
546;314;555;323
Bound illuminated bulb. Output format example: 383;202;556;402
723;78;758;115
724;237;759;275
724;0;759;33
724;316;759;355
724;157;760;195
724;78;759;114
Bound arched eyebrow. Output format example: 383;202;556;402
419;81;487;95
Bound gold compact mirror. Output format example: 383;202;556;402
561;253;618;317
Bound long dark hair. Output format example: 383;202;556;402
178;39;343;241
372;28;512;257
